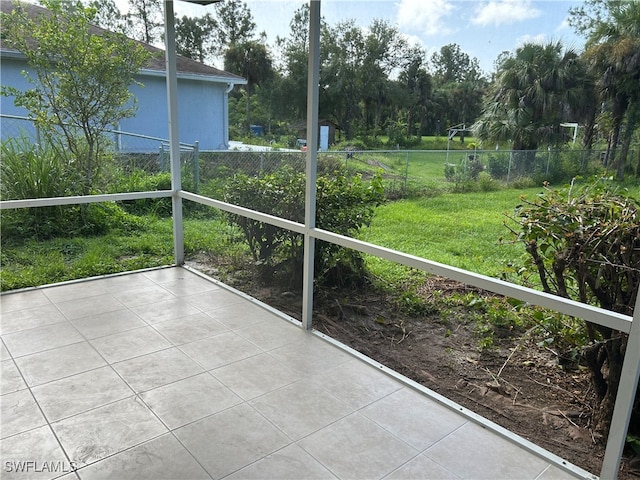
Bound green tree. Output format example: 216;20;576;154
474;41;592;151
214;0;256;52
397;46;434;136
1;0;152;195
86;0;131;35
572;0;640;179
431;43;481;84
360;20;407;135
430;44;486;140
323;20;365;139
224;39;274;132
175;14;217;64
276;5;314;121
126;0;162;44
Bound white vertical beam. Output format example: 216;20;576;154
164;0;184;265
301;0;321;330
601;288;640;479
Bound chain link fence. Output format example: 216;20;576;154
2;113;629;201
1;114;199;195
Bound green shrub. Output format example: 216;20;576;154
111;170;173;216
223;165;385;288
507;177;640;437
444;163;456;181
487;154;510;179
1;137;77;200
477;172;500;192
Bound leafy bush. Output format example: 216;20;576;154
1;138;106;239
386;121;421;149
487;154;510;179
224;165;384;288
444;163;456;181
507;177;640;437
111;170;173;216
477;172;500;192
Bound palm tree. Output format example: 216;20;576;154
224;40;274;133
474;41;592;153
583;1;640;179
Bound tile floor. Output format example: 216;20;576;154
0;267;593;480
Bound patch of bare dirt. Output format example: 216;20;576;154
188;258;637;478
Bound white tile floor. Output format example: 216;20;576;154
0;267;594;480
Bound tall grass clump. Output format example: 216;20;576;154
1;137;75;200
1;137;141;241
1;137;76;239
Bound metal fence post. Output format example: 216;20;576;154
546;147;551;176
193;141;200;194
404;151;409;192
159;145;166;172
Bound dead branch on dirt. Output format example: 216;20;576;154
524;372;592;409
558;409;581;429
494;326;537;379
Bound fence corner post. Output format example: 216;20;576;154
193;141;200;194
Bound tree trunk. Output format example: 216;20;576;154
591;334;626;437
618;101;638;179
245;84;252;133
582;106;597;151
609;98;625;180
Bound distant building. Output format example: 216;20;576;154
290;119;341;147
0;0;246;151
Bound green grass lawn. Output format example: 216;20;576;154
2;182;637;292
358;187;542;282
0;213;247;291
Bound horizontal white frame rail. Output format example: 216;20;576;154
181;191;632;334
0;191;171;209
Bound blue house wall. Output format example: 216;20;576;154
1;55;238;152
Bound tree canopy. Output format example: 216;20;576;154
575;0;640;179
474;41;592;151
1;0;153;193
79;0;639;167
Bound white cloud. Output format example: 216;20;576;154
400;32;427;49
395;0;455;36
516;33;548;46
555;16;571;33
472;0;541;27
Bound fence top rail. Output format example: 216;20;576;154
195;148;608;155
0;114;196;150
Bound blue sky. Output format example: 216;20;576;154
172;0;587;75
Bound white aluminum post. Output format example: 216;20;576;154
600;288;640;479
301;0;321;330
163;0;184;265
